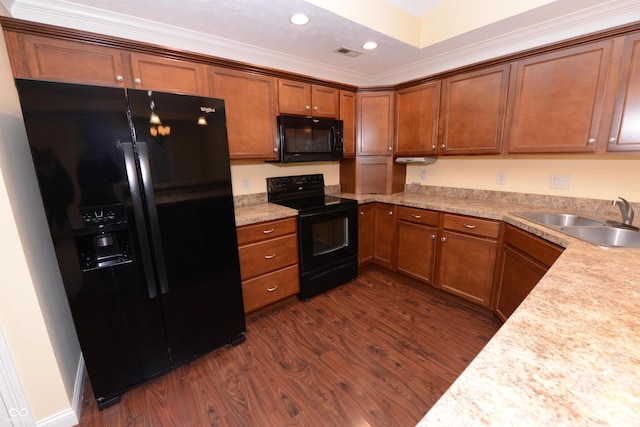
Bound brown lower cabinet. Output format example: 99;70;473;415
237;217;300;314
372;203;397;270
396;206;439;284
493;224;563;321
435;214;501;308
358;203;375;267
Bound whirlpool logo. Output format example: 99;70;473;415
199;106;216;114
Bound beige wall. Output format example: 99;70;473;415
0;28;80;422
230;161;340;196
405;156;640;202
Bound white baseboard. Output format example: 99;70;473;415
36;355;84;427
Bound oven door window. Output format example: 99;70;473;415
312;217;348;256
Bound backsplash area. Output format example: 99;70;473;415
404;184;638;218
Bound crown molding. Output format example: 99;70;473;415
6;0;640;86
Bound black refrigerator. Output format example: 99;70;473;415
15;79;246;409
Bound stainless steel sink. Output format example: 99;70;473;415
511;212;606;228
560;226;640;248
512;211;640;248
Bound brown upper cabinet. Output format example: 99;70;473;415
358;91;395;156
3;32;130;87
129;52;209;96
277;79;339;118
608;33;640;152
439;64;510;155
505;40;613;153
394;81;440;156
340;90;357;158
209;67;278;160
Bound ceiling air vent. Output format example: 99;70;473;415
334;47;362;57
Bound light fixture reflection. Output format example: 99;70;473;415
149;112;161;124
197;116;208;126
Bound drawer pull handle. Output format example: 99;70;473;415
411;214;422;219
267;285;278;292
264;253;276;259
263;228;275;234
462;223;476;229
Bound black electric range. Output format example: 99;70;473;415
266;174;358;300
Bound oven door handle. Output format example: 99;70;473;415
298;202;357;219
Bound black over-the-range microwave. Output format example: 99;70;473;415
269;115;344;163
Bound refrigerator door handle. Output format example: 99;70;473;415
121;142;159;299
136;142;170;295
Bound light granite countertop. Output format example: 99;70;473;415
234;191;640;426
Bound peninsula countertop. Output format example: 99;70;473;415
234;192;640;426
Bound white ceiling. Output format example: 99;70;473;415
2;0;640;86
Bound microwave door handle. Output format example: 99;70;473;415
121;142;158;299
330;125;336;152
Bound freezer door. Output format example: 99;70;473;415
14;79;171;406
127;89;246;363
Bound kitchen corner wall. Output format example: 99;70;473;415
406;156;640;202
0;28;80;423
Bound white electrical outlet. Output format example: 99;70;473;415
420;168;427;181
242;176;250;190
496;171;506;185
550;174;571;189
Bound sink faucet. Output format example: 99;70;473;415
612;197;634;226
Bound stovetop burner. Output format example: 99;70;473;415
266;174;355;214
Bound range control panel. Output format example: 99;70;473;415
266;174;324;195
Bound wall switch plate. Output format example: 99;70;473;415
496;171;506;185
242;176;250;190
550;174;571;189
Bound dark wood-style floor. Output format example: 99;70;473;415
77;266;502;426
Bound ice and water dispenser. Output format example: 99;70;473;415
70;204;133;271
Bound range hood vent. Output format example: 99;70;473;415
395;157;437;164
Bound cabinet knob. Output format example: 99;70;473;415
134;78;142;85
609;137;617;144
431;234;436;240
440;237;447;242
313;106;318;111
115;75;123;82
441;144;446;150
388;146;393;151
587;138;596;145
388;211;393;216
360;211;364;215
431;145;436;150
273;147;278;152
305;105;311;110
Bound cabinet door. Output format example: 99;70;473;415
340;90;357;157
494;246;547;321
277;79;312;116
608;33;640;152
440;64;509;155
358;91;395;156
506;40;613;153
396;221;437;284
311;85;340;118
437;231;497;308
395;81;440;156
129;52;209;95
373;203;396;269
358;204;374;267
4;32;129;87
210;68;278;159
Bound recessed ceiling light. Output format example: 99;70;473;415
290;13;310;25
362;41;378;50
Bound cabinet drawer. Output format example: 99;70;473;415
237;217;297;245
397;206;439;226
238;234;298;280
242;264;300;314
504;224;563;267
443;214;500;239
